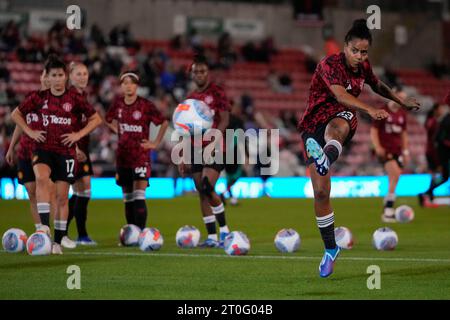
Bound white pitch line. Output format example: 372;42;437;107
60;251;450;263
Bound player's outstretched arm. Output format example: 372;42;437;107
371;80;420;111
11;108;46;143
330;84;389;120
61;112;102;147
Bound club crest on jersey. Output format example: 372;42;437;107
132;110;142;120
62;103;73;112
42;100;48;109
205;95;213;105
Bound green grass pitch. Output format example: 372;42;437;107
0;196;449;299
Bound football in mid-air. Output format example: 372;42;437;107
224;231;250;256
26;232;52;256
373;227;398;251
119;224;141;246
2;228;27;253
395;205;415;223
138;227;164;251
274;228;300;253
334;226;354;249
172;99;214;136
176;225;201;248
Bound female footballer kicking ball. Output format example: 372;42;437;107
297;19;420;277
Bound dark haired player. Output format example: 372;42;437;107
11;55;102;254
178;55;231;248
371;88;409;222
105;71;169;231
297;19;420;277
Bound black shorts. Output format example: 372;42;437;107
190;145;225;174
379;153;404;169
301;111;357;166
32;149;76;184
115;165;150;188
75;155;93;180
17;158;35;185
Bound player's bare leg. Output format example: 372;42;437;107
121;185;135;225
24;182;40;227
193;172;218;247
73;176;96;245
308;118;349;277
49;181;70;254
203;167;230;246
382;160;401;222
33;163;52;229
133;179;148;230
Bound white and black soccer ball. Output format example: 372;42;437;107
373;227;399;251
224;231;250;256
2;228;27;253
334;226;354;249
26;232;52;256
119;224;141;246
139;227;164;251
176;225;201;248
274;228;300;253
172;99;214;136
395;205;415;223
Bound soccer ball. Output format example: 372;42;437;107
274;228;300;253
26;232;52;255
119;224;141;246
176;225;201;248
224;231;250;256
373;227;399;251
2;228;27;253
334;226;354;249
395;205;415;223
172;99;214;136
138;227;164;251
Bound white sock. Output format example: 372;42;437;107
207;234;218;241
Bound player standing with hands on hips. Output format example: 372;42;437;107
11;55;102;254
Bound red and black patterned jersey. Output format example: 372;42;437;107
298;52;379;133
16;91;41;160
18;89;96;157
372;105;407;155
69;87;90;153
186;82;230;129
105;96;166;168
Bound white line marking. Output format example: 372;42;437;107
58;251;450;263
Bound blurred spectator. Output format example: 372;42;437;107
0;20;20;52
217;32;237;69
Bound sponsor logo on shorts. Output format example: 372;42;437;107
336;111;355;121
18;171;23;179
83;164;89;172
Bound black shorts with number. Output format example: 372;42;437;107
75;155;93;180
115;165;150;188
17;158;35;185
379;153;404;169
301;110;357;166
190;145;225;174
32;149;77;184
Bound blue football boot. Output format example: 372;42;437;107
319;246;341;278
306;138;330;176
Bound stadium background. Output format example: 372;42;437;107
0;0;449;198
